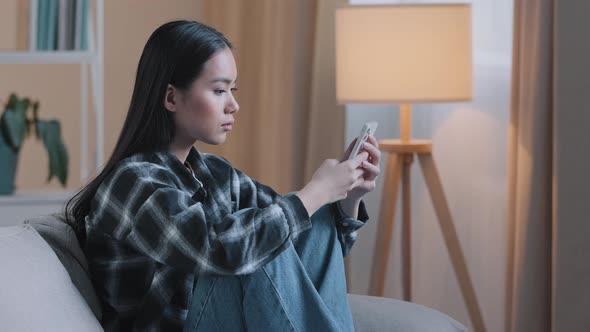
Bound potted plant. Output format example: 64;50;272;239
0;93;69;195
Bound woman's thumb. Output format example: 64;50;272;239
340;137;358;162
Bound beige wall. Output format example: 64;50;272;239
0;0;203;192
0;1;18;50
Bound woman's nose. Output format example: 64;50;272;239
226;96;239;114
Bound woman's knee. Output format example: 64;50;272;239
240;244;302;294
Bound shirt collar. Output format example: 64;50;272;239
154;147;208;201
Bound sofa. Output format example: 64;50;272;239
0;214;467;331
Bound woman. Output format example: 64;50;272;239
66;20;380;332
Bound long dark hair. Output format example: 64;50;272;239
65;20;232;244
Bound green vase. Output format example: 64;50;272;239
0;133;18;195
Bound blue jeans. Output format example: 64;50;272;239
183;203;354;331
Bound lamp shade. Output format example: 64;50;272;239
335;4;472;104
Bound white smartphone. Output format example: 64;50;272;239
348;121;378;160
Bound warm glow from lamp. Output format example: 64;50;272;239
335;4;472;104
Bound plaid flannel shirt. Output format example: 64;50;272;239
85;147;369;331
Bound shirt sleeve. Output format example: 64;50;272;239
232;162;369;257
88;165;311;276
229;166;311;241
332;200;370;257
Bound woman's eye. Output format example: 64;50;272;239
214;88;238;95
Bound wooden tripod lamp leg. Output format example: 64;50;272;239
401;154;413;302
369;152;403;296
417;153;486;332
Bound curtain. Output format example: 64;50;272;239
303;0;347;183
506;1;590;331
198;0;346;194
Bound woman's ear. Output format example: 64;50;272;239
164;84;177;112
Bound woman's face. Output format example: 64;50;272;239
168;47;239;146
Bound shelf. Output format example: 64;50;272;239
0;51;96;64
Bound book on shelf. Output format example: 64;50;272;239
35;0;46;50
78;0;90;51
57;0;68;50
47;0;57;50
25;0;89;52
74;0;83;50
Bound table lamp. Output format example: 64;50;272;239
336;4;485;332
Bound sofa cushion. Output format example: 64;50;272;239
348;294;467;332
25;213;102;320
0;224;103;331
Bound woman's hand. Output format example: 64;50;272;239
297;135;381;217
339;134;381;201
297;152;368;216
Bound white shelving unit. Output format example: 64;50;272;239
0;0;103;222
0;0;104;184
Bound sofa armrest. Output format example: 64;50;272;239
24;214;102;321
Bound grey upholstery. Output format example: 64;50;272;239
348;294;467;332
25;214;103;320
0;224;102;331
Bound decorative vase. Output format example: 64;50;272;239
0;133;18;195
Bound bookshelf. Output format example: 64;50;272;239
0;0;104;186
0;0;103;222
